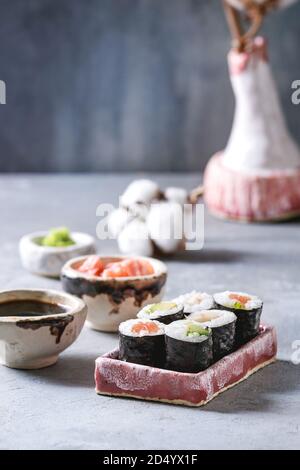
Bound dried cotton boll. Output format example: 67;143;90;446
118;219;153;257
147;202;184;254
226;0;266;9
107;208;133;238
126;202;149;222
279;0;298;7
164;187;188;206
120;179;160;207
226;0;296;10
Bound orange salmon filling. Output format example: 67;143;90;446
77;256;154;278
131;322;160;335
102;259;154;278
229;293;251;305
77;255;104;276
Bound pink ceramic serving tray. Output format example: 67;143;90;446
95;325;277;407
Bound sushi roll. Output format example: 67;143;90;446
213;291;263;345
165;320;213;373
119;319;165;368
137;301;184;325
173;291;215;315
189;309;237;361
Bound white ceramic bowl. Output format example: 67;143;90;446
19;231;96;278
0;289;87;369
61;255;168;332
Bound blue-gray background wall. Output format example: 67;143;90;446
0;0;299;172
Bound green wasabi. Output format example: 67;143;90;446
41;227;75;247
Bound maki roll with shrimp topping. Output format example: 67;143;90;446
189;309;236;361
165;320;213;373
173;291;215;315
119;319;165;368
137;301;184;325
213;291;263;346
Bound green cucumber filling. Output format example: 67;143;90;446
40;227;75;247
186;324;210;338
145;302;177;314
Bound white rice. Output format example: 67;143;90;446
137;302;183;320
173;291;214;314
189;309;236;328
119;318;165;337
165;320;210;343
214;291;262;311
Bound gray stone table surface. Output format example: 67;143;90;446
0;173;299;450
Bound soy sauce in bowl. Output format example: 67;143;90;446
0;300;69;317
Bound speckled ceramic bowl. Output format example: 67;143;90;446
0;289;87;369
61;255;168;332
19;231;96;278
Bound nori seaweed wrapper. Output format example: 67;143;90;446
214;302;262;346
211;321;236;361
152;308;184;325
119;332;165;368
165;334;213;373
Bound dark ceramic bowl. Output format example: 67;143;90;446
61;255;167;332
0;289;87;369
